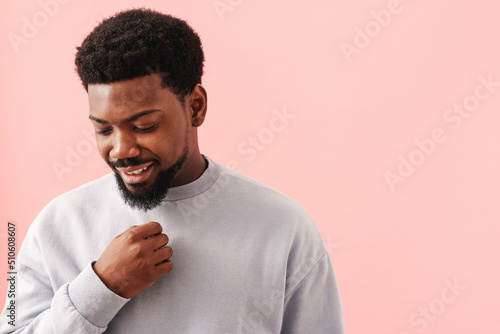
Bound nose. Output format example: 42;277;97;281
109;130;140;160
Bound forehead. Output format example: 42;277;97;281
88;75;175;118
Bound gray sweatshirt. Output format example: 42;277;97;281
0;156;345;333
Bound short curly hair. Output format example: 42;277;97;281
75;8;204;100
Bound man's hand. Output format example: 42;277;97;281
93;221;173;298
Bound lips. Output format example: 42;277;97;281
115;162;155;184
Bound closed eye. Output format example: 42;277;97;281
96;128;112;136
135;124;158;133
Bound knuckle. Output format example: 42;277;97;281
128;225;139;232
124;233;137;244
130;244;145;258
123;228;139;242
150;221;162;231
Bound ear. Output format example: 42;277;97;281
189;84;207;127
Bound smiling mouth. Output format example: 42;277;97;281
115;162;155;184
125;166;149;175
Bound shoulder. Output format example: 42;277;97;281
213;161;323;242
44;173;117;211
213;162;329;284
28;173;119;234
18;173;119;269
217;163;308;218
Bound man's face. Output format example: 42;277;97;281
88;74;191;210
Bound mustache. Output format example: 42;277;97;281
110;158;157;168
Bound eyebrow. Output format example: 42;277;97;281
89;109;162;124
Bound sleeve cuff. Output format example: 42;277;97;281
68;262;129;327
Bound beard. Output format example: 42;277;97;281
113;145;189;211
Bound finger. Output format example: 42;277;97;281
135;221;163;239
148;233;169;250
151;246;173;264
154;260;173;276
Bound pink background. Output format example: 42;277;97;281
1;0;499;333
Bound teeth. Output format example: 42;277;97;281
126;166;148;175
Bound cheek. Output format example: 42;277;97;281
96;138;111;161
150;131;187;165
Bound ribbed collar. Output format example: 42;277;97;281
162;155;221;202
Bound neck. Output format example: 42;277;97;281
170;146;207;187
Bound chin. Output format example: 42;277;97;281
113;147;189;211
126;181;149;192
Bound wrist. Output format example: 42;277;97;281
92;261;125;297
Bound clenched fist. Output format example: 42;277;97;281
93;221;173;298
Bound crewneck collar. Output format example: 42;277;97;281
162;155;220;202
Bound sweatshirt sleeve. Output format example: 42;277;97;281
281;252;345;334
0;245;129;333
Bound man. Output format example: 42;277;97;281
1;8;344;333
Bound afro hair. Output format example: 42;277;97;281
75;8;204;100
